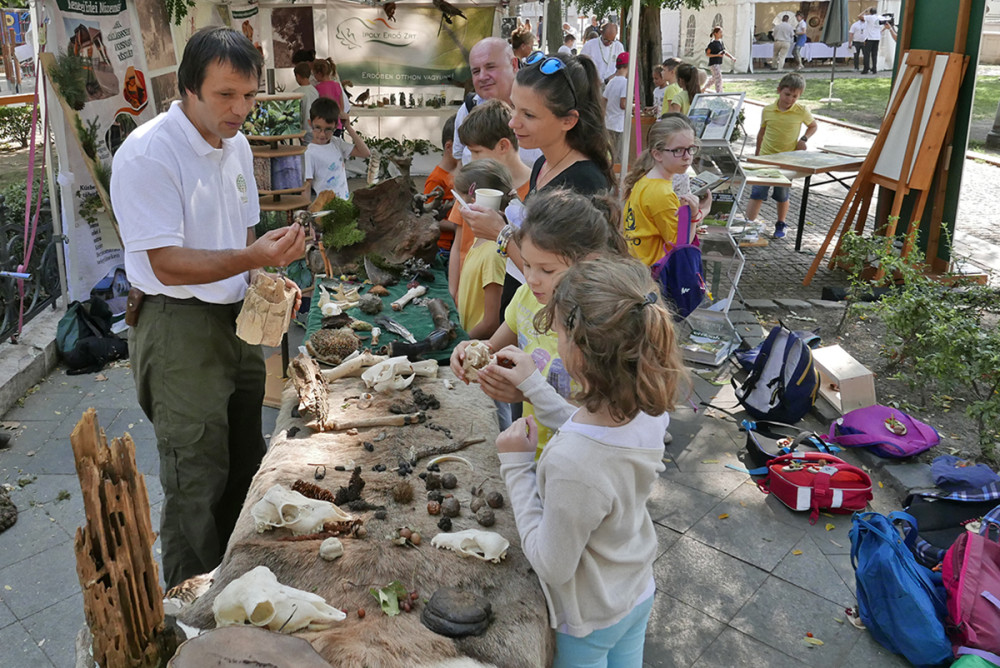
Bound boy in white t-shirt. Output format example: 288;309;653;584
304;97;370;200
603;52;629;165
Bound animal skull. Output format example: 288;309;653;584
213;566;346;632
361;355;438;393
431;529;510;563
251;484;352;535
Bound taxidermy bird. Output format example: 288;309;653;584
433;0;466;24
383;2;397;21
354;88;371;105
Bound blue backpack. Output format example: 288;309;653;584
732;325;819;424
651;205;705;321
850;511;954;667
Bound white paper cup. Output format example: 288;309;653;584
474;188;504;211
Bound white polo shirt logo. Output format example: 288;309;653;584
236;174;248;203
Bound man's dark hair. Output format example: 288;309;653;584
441;114;456;150
310;96;340;123
564;34;575;44
869;8;877;14
177;27;262;98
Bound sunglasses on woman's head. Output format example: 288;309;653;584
523;52;578;109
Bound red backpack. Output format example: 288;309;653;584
755;451;873;524
942;510;1000;664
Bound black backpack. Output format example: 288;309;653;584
55;298;128;374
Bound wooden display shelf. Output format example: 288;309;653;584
259;185;308;197
259;193;311;212
248;137;306;150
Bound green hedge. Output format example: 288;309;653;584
0;105;35;148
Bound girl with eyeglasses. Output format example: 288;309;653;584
622;115;711;266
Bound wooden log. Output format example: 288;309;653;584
71;408;181;667
289;353;330;427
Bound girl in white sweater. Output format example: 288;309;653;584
491;257;689;667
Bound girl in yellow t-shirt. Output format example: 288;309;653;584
450;187;627;456
622;116;711;266
667;64;702;116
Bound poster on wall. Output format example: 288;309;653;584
135;0;175;71
326;1;494;87
231;3;262;51
46;0;156;310
271;6;314;67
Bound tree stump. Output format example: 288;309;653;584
71;408;181;667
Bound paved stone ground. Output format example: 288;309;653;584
0;73;997;667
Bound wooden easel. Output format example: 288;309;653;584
802;49;968;286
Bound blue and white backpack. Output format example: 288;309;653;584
733;325;819;424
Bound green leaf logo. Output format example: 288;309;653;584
336;23;359;50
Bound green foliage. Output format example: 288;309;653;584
48;53;89;111
164;0;196;25
317;197;365;250
360;132;435;179
839;228;1000;458
92;161;112;195
0;105;35;148
75;115;99;159
79;193;103;225
574;0;715;16
0;180;41;227
241;99;303;137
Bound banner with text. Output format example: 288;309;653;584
326;1;494;87
47;0;155;311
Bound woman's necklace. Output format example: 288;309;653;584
541;148;575;185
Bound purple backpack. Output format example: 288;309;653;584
827;404;939;458
651;205;704;321
943;510;1000;663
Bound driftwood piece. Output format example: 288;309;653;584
235;272;297;346
71;409;181;667
176;373;553;667
168;626;333;668
290;353;330;427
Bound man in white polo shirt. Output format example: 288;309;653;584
110;27;304;588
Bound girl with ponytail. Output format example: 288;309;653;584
667;63;702;115
623;114;711;266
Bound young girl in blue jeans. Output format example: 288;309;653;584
490;257;689;667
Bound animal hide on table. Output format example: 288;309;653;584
176;371;553;668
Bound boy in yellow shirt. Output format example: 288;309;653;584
659;57;682;117
745;73;818;238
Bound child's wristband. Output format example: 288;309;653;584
496;224;514;258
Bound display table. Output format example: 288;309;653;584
175;372;554;667
747;150;864;251
304;264;468;364
751;41;851;63
351;106;459;144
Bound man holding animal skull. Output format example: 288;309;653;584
110;27;304;588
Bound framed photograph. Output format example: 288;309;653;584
687;92;745;142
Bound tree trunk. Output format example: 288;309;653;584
638;6;662;107
546;0;563;56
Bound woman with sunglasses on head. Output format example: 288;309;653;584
622;114;711;266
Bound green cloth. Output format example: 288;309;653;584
305;263;467;363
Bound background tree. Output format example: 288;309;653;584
571;0;713;106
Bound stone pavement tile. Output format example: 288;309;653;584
0;596;14;628
839;628;911;666
775;298;813;309
643;592;726;668
671;423;742;472
0;437;78;476
685;482;805;572
0;539;79;619
53;407;122;442
743;299;778;310
647;478;719;534
660;468;747;499
692;628;807;667
0;502;72;570
771;535;855;609
826;552;857;598
33;375;91;395
12;474;85;537
654;536;769;623
730;577;860;668
654;523;682;561
3;389;86;423
79;380;138;410
22;592;85;668
0;621;54;668
727;310;759;325
7;419;59;452
800;512;854;556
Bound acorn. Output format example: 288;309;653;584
470;497;484;514
441;472;458;489
486;491;505;509
409;531;422;546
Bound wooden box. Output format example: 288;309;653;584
812;345;876;414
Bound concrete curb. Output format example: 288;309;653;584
0;306;63;417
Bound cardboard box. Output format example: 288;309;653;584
812;345;876;414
